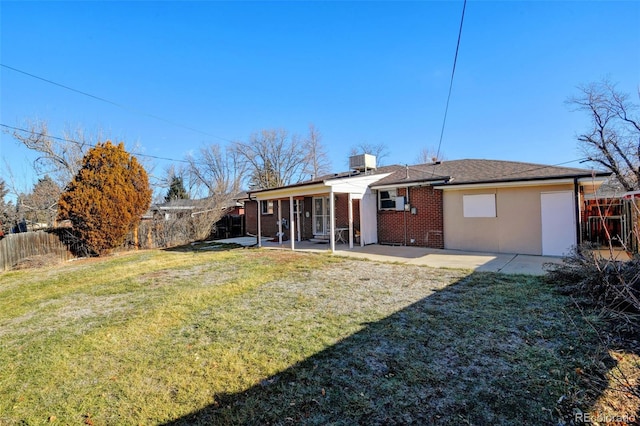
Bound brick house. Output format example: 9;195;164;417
246;157;610;256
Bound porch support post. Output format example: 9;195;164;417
278;199;283;245
289;195;295;250
257;200;262;247
348;193;354;249
359;198;365;247
330;188;336;253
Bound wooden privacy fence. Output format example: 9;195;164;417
0;231;72;271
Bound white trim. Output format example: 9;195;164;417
289;196;295;250
378;188;398;210
371;180;447;190
253;183;328;200
330;187;336;253
577;176;609;184
295;199;301;242
435;178;584;191
312;196;330;236
277;200;282;245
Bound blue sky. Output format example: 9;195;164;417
1;0;639;198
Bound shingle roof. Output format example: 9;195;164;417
373;159;609;186
248;159;610;196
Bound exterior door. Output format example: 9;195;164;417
313;197;330;236
541;191;576;256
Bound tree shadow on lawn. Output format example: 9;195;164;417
162;272;621;426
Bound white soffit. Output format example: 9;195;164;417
325;172;393;198
252;183;328;200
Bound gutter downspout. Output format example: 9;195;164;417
574;178;581;247
257;200;262;247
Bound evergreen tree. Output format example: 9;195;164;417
58;141;151;255
0;179;15;236
165;176;189;202
20;175;61;227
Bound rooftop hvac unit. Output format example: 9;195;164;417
349;154;377;171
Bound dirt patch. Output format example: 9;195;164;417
12;254;63;270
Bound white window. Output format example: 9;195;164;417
261;200;274;215
463;194;496;218
379;189;397;210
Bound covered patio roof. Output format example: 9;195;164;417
248;172;393;200
248;172;392;252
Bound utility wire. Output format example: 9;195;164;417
0;63;234;143
5;123;599;183
435;0;467;162
1;123;201;165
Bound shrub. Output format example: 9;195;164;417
546;245;640;335
58;141;151;255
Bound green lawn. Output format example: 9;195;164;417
0;247;615;425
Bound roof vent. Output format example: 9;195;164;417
349;154;376;172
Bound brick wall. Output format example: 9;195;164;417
245;198;314;240
334;194;361;240
301;197;314;240
245;200;258;235
377;186;444;248
248;189;441;247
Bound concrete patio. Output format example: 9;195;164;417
216;237;564;275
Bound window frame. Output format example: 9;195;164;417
260;200;274;215
378;189;398;210
462;194;496;218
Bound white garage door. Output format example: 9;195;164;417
541;191;576;256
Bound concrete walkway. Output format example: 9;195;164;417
333;244;562;276
216;237;562;276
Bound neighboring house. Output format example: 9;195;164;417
144;199;200;221
143;196;247;239
213;196;246;239
246;157;611;256
581;180;640;252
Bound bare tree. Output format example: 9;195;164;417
182;144;247;241
18;175;61;228
349;142;390;166
234;129;309;189
303;124;331;179
187;143;246;198
7;120;92;188
0;179;17;235
568;79;640;191
415;147;445;164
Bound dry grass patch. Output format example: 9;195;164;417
0;248;628;425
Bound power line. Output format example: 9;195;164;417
5;123;605;195
1;123;199;165
0;63;235;143
435;0;467;162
